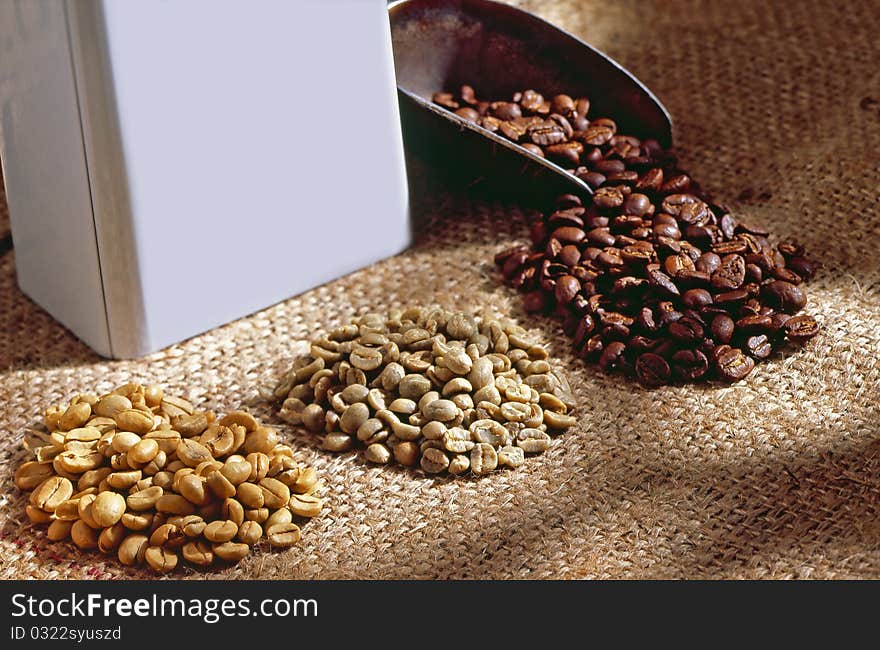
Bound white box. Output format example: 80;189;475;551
0;0;409;358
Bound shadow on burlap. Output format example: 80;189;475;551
1;0;878;579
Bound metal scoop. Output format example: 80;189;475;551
388;0;673;205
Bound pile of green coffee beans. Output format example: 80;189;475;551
273;308;578;476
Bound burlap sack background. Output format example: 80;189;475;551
1;0;878;579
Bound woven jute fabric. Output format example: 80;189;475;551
1;0;879;580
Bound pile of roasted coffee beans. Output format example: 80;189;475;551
432;86;821;385
14;383;322;573
272;308;577;475
433;85;600;169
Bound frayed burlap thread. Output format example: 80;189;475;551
1;0;879;579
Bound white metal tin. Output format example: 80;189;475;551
0;0;409;358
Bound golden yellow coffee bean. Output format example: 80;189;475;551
182;540;213;566
118;534;149;566
145;546;178;573
114;409;154;435
129;438;160;464
16;384;324;574
71;520;99;549
92;492;126;527
204;520;238;543
212;542;249;563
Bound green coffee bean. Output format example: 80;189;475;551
516;429;551;452
206;470;237;499
364;443;391;464
273;310;578;476
323;432;354;452
498;446;525;468
177;439;213;467
420;448;450;474
236;483;264;509
127;486;162;511
106;470;141;489
470;443;498;476
448;454;470;475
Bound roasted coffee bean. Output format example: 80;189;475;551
745;263;763;282
788;256;819;281
550;94;575;116
491;101;521;120
548;113;574;139
768;312;792;335
572;97;591;117
593;186;625;210
594;159;626;174
664;254;695;276
695;252;722;274
480;115;501;132
519;89;544;112
647;269;680;296
711;255;746;290
719;214;737;239
598;341;626;372
634;167;662;192
773;267;803;284
622;193;653;217
546;142;583;166
575;169;604;189
671;349;709;380
710;314;736;344
745;334;772;359
655;302;683;327
555;275;581;305
454;107;480;122
432;92;458;110
668;318;704;345
499;120;527;142
682;288;713;309
528;120;567;146
784;315;820;341
553;226;586;245
660;174;691;194
521;143;545;158
778;240;805;258
635;353;670;387
716;346;755;382
714;288;750;306
762;280;807;314
736;315;773;333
